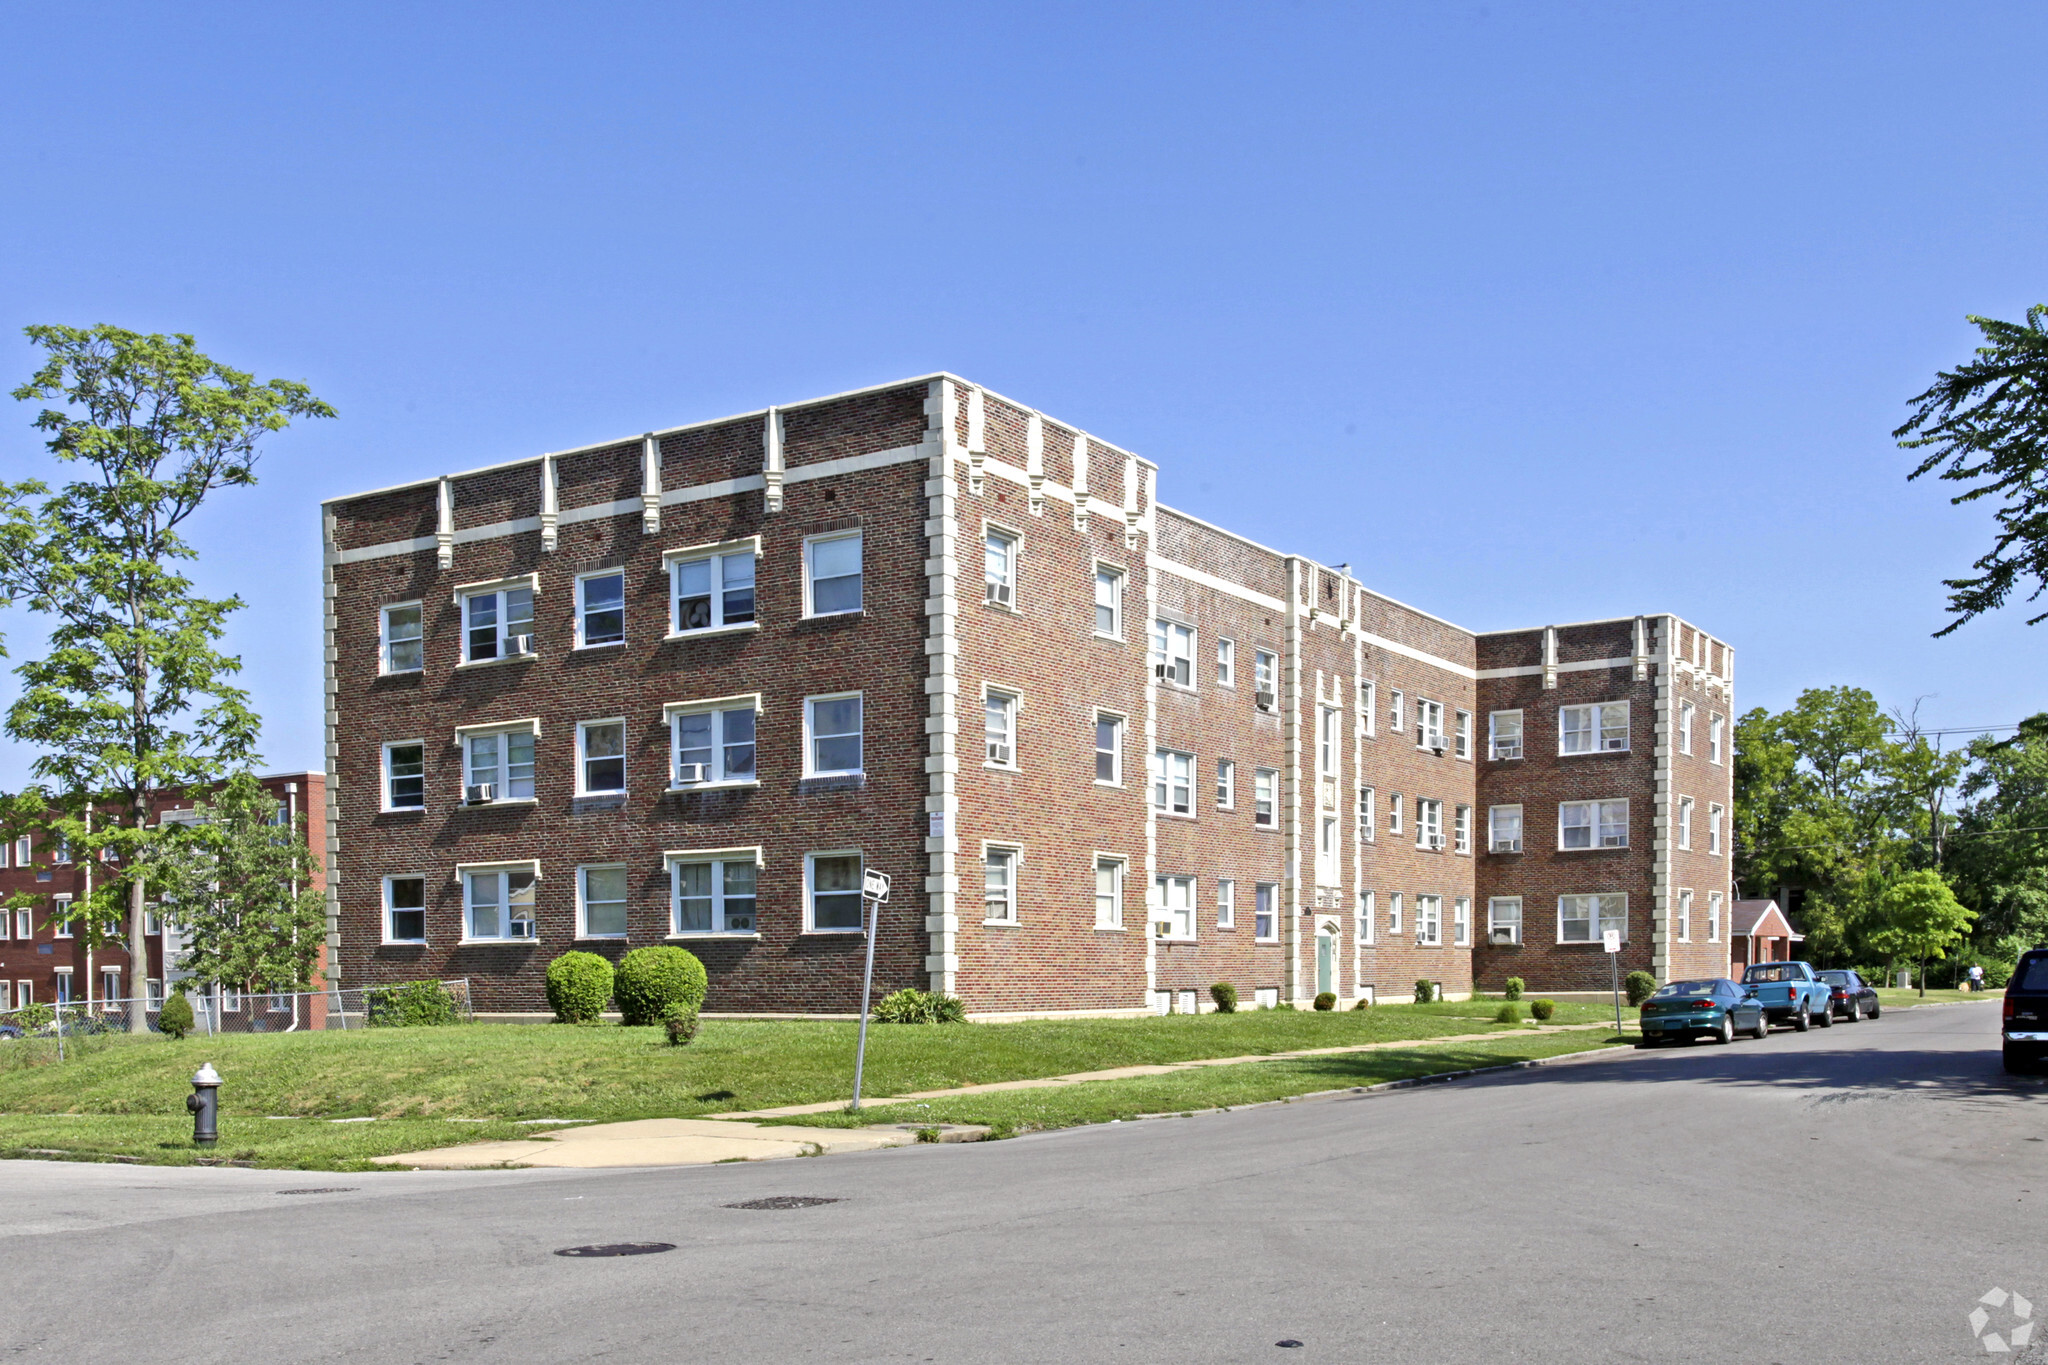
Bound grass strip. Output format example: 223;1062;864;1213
0;1115;547;1170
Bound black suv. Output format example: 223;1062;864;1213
2003;950;2048;1073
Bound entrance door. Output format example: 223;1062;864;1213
1316;931;1334;996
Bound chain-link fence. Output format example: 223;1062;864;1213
0;979;473;1061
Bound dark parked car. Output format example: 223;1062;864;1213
2003;950;2048;1073
1638;978;1767;1046
1817;969;1880;1022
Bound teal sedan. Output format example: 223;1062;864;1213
1637;978;1767;1046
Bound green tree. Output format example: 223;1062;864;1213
152;774;326;999
1896;305;2048;635
1947;714;2048;963
1865;869;1975;996
0;325;332;1031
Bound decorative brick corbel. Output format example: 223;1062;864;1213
1123;457;1143;549
1542;625;1558;690
1632;615;1650;681
763;407;785;513
1025;412;1045;515
640;434;661;534
1071;434;1090;531
435;476;454;569
539;453;559;553
966;387;986;496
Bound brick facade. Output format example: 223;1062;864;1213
324;375;1731;1017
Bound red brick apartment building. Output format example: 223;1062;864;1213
0;772;326;1013
322;376;1733;1018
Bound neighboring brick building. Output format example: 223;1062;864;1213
0;772;327;1015
322;375;1733;1018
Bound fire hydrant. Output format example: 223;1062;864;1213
186;1062;221;1147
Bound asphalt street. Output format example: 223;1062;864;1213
0;1001;2041;1363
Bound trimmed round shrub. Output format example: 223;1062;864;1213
546;951;615;1024
1413;978;1436;1004
1530;998;1556;1022
1624;970;1658;1007
614;946;707;1026
156;991;194;1040
1502;977;1525;1002
1352;997;1372;1011
661;1001;700;1046
1493;1003;1519;1024
1210;981;1238;1014
1313;991;1336;1011
873;987;966;1024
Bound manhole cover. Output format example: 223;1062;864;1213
277;1187;357;1195
553;1242;677;1258
725;1196;841;1210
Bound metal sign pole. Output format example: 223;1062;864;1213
1611;951;1621;1035
849;870;890;1112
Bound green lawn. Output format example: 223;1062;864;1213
1874;988;2002;1009
0;1115;542;1171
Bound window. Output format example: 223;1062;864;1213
1254;649;1278;696
1254;883;1277;939
13;836;27;866
1357;890;1375;944
1679;701;1695;756
1488;897;1522;945
1217;878;1235;929
464;725;537;801
52;835;70;864
671;545;758;633
1360;680;1377;737
985;689;1019;767
580;865;629;938
1317;815;1339;881
0;910;8;939
461;581;535;663
1319;705;1342;778
984;847;1019;924
1415;698;1445;750
674;856;759;934
1454;805;1471;855
983;528;1019;609
1155;874;1195;939
1559;701;1630;754
383;742;425;810
1416;894;1442;946
804;531;862;617
1095;858;1124;930
1152;750;1193;816
53;897;72;937
578;720;627;794
1678;796;1694;850
1676;888;1693;943
1489;805;1523;854
1388;892;1403;936
1708;891;1723;942
1453;897;1471;947
1560;799;1630;850
1216;759;1236;809
54;971;73;1004
100;971;119;1004
13;981;29;1008
463;865;537;941
381;603;423;674
1151;619;1195;688
1359;785;1376;842
14;909;29;940
670;700;758;786
1454;711;1472;760
1216;638;1235;686
1094;713;1124;785
1709;714;1726;764
1094;565;1124;638
145;979;161;1009
1390;690;1405;735
805;694;863;777
385;876;426;942
1254;768;1278;827
576;571;625;647
1415;798;1443;849
1389;793;1403;836
806;852;865;931
1708;803;1724;855
1558;892;1627;944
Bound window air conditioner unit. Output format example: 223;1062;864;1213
510;919;535;939
988;743;1011;765
1254;690;1276;712
1428;834;1446;850
1489;927;1518;946
1154;920;1174;938
1493;742;1521;760
1492;838;1522;854
673;763;706;785
1428;734;1447;755
1153;661;1173;681
506;633;534;656
464;783;496;805
987;581;1013;608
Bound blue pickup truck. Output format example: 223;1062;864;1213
1741;961;1835;1032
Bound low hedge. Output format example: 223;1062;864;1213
546;952;614;1024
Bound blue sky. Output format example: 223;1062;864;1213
1;1;2043;780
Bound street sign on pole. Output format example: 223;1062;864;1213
849;869;891;1111
1603;929;1623;1034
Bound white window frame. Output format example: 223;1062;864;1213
1254;768;1278;828
1559;799;1630;850
1489;804;1523;854
1152;749;1195;817
1317;814;1340;883
1708;891;1723;942
52;896;72;937
1415;698;1446;751
457;720;541;803
1151;618;1196;690
1559;700;1631;755
1453;805;1472;856
1388;892;1403;937
1217;878;1235;929
804;849;866;933
1416;894;1443;946
668;847;764;937
1154;874;1197;941
1679;700;1695;756
1709;803;1724;856
802;529;863;619
1216;638;1236;687
803;692;865;778
575;718;629;796
1488;896;1522;945
380;601;424;675
1360;680;1377;737
1390;689;1405;735
1676;888;1693;944
984;687;1021;769
1358;890;1376;945
1389;792;1403;836
1709;714;1726;764
1359;784;1376;842
1415;797;1443;850
575;569;627;649
1557;892;1628;945
455;575;538;665
666;538;760;637
1094;712;1124;787
1093;563;1125;640
1216;758;1236;810
1254;649;1278;696
1255;882;1278;941
1453;896;1471;947
382;740;426;812
983;525;1020;611
1094;856;1125;931
983;844;1020;925
458;860;541;943
1319;705;1342;778
577;863;630;940
1454;710;1472;761
1489;710;1523;761
384;874;428;944
666;694;761;788
1678;796;1694;851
